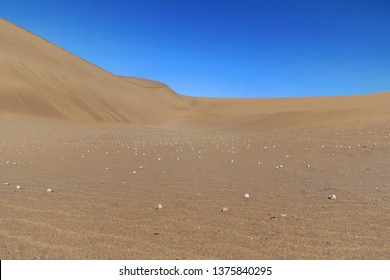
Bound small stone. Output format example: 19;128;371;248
156;203;163;210
243;193;250;199
16;185;23;190
47;188;54;192
221;207;228;212
328;194;337;200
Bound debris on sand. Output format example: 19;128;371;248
243;193;250;199
328;194;337;200
156;203;163;210
221;207;228;212
16;185;23;190
47;188;54;192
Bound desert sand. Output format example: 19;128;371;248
0;18;389;259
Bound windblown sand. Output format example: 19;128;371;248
0;17;389;259
0;117;389;259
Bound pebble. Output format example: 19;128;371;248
156;203;163;210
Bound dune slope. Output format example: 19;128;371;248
0;18;191;123
175;91;390;129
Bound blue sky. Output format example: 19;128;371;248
2;0;390;97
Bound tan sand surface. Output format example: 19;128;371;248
0;18;389;259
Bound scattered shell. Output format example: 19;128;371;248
280;214;288;217
243;193;250;199
221;207;228;212
328;194;337;200
16;185;23;190
47;188;54;192
4;182;9;186
156;203;163;210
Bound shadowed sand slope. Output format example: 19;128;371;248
119;76;192;112
0;18;191;123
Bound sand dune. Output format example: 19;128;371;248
1;17;390;127
0;18;389;260
0;18;191;123
172;91;390;130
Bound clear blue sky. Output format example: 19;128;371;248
2;0;390;97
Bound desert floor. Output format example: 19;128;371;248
0;117;389;259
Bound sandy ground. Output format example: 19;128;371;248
0;117;389;260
